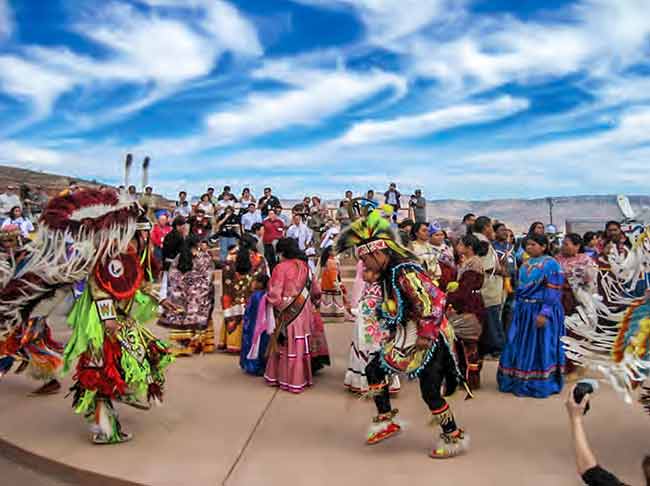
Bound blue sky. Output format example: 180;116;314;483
0;0;649;200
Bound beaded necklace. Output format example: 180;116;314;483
379;261;427;331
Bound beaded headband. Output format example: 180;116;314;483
356;239;388;257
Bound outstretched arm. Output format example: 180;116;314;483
566;388;598;475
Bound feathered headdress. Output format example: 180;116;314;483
0;188;139;331
142;156;150;190
336;210;412;259
124;153;133;188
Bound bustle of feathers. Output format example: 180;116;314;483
562;226;650;409
0;188;138;332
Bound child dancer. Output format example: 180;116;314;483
240;274;271;376
344;266;400;394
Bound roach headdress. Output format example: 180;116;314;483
335;210;412;259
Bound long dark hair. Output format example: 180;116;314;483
460;234;481;255
411;222;428;240
235;243;252;274
564;233;583;253
471;216;491;256
526;233;550;255
177;235;198;273
320;246;332;268
276;237;307;262
528;221;544;236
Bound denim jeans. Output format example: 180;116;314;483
483;304;505;355
219;236;238;262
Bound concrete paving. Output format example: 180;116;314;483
0;453;73;486
0;309;648;485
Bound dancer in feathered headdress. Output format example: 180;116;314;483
563;225;650;413
336;210;470;459
0;188;174;444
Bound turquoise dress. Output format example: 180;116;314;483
497;256;565;398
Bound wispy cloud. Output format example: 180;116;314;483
0;56;72;120
406;0;650;95
0;0;261;130
206;67;406;142
293;0;465;44
0;0;12;40
0;0;649;201
339;96;529;145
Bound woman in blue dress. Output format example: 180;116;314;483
497;234;565;398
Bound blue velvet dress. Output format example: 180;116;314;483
240;291;269;376
497;256;565;398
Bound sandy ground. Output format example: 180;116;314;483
1;305;648;486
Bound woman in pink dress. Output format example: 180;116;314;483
264;238;322;393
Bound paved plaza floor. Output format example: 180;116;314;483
0;315;647;486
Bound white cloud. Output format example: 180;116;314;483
293;0;464;43
0;0;12;39
408;0;650;94
0;56;72;118
0;140;64;166
340;95;529;144
0;1;261;128
205;68;405;141
466;108;650;168
130;65;406;156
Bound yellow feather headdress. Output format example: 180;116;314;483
335;210;412;259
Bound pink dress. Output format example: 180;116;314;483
264;259;321;393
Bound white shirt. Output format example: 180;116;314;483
241;211;262;231
217;199;235;215
286;222;313;251
320;226;340;249
2;217;34;237
197;201;215;217
174;202;191;219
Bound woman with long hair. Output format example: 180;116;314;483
1;206;34;240
409;222;440;281
219;235;268;353
446;234;486;390
498;234;566;398
158;236;216;355
556;233;597;380
264;238;323;393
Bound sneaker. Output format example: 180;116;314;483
430;429;469;459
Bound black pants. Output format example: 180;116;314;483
264;243;277;271
365;344;457;433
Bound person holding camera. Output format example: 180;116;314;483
566;384;647;485
410;189;427;223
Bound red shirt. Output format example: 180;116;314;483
151;223;172;248
263;218;285;244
